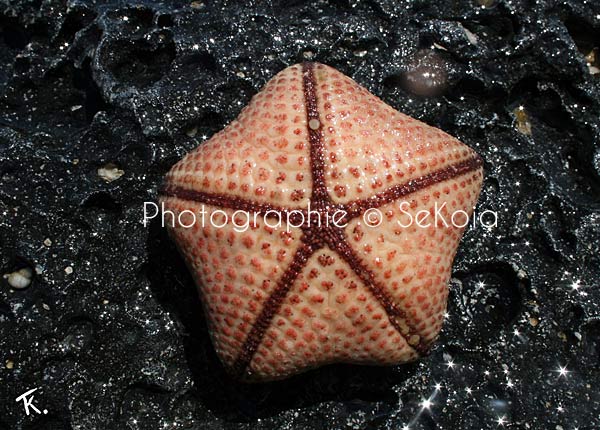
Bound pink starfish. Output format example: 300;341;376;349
159;62;483;381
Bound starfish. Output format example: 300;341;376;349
159;63;483;381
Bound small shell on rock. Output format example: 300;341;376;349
3;267;33;289
586;48;600;75
513;106;532;135
98;163;125;182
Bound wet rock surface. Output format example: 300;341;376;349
0;0;599;429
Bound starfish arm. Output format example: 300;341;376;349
230;242;316;378
327;229;430;355
302;62;332;203
159;185;301;220
341;155;484;219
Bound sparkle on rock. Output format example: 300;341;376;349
421;398;433;409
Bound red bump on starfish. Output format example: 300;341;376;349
159;62;483;382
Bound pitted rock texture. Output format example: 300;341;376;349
1;0;600;429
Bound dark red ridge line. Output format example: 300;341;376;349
302;62;329;202
343;154;484;218
159;186;305;223
230;243;317;378
326;228;430;355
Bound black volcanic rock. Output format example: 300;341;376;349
1;0;599;429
